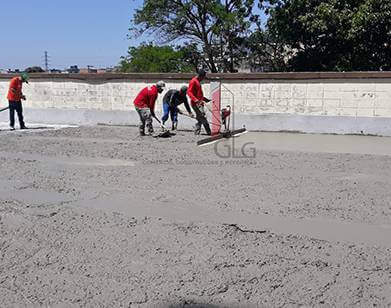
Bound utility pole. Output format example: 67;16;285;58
43;51;50;71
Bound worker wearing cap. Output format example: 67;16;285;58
133;80;165;136
187;69;211;135
7;73;29;130
161;85;193;131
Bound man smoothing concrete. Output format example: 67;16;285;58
133;81;165;136
7;73;29;130
187;69;211;135
161;86;193;131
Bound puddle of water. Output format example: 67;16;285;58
71;194;391;248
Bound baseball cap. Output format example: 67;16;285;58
21;73;29;83
198;69;207;77
156;80;166;88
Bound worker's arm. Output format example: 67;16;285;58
11;88;25;100
183;97;193;115
149;89;158;118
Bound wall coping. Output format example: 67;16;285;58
1;71;391;82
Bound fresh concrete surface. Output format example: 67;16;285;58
1;126;391;307
2;107;391;136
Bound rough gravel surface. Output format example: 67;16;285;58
1;125;391;307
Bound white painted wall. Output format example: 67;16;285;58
1;76;391;135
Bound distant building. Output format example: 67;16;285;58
79;67;98;74
67;65;80;73
104;66;120;73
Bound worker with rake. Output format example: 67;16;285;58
133;80;165;136
161;85;194;131
7;73;29;130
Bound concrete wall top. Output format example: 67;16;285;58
1;71;391;82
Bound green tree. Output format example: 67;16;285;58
246;28;291;72
24;66;45;73
348;0;391;70
119;44;193;73
130;0;260;73
266;0;391;71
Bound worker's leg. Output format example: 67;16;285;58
144;109;153;134
170;106;178;130
199;105;211;135
191;105;202;135
8;101;16;129
136;107;146;136
15;102;25;129
161;102;170;125
192;105;210;135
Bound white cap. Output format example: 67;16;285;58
156;80;166;88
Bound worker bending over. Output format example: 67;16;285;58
133;80;165;136
161;85;193;131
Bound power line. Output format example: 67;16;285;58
43;51;50;71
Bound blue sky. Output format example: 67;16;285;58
0;1;267;71
0;0;145;70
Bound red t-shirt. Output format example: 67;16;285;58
133;85;158;111
7;77;23;101
187;76;207;106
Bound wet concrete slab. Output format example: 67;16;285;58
71;193;391;248
2;125;391;306
0;151;136;167
216;131;391;156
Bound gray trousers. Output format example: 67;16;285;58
192;104;211;135
136;107;153;134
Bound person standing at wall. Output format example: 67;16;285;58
7;73;29;130
133;80;166;136
187;69;211;135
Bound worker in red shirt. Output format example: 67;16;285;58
133;80;165;136
187;69;211;135
7;73;29;130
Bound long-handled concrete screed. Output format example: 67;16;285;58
179;110;214;126
0;106;9;113
152;115;171;138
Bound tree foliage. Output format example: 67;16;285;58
265;0;391;71
126;0;391;72
119;43;193;73
130;0;259;73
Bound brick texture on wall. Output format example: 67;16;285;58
1;74;390;118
